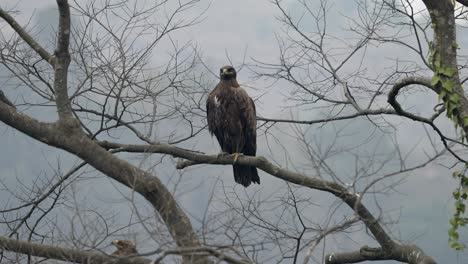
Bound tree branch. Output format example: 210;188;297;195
0;99;211;264
303;217;360;264
98;141;396;254
387;76;436;123
387;76;467;163
152;247;252;264
0;91;15;109
0;236;151;264
423;0;468;140
97;140;438;263
0;1;212;262
326;244;436;264
53;0;74;121
0;236;251;264
258;108;397;125
326;246;387;264
0;7;55;65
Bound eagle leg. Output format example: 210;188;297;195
230;152;244;163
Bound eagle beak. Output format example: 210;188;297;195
111;240;119;246
222;68;229;74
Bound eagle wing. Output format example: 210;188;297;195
206;88;225;150
206;84;256;156
206;82;260;186
206;92;215;135
238;93;256;156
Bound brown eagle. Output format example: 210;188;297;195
206;65;260;187
111;239;138;256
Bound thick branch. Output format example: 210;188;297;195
152;247;251;264
0;103;210;264
326;246;387;264
0;236;150;264
423;0;468;139
54;0;73;121
0;236;248;264
326;244;436;264
0;7;55;65
97;140;439;263
0;91;15;109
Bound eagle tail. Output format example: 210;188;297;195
233;165;260;187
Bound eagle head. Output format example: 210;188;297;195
220;65;237;80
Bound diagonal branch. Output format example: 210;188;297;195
97;140;437;263
0;91;15;109
0;7;55;65
98;141;392;251
0;99;211;264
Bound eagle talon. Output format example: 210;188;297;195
231;153;243;163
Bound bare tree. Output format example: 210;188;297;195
0;0;467;264
0;0;214;263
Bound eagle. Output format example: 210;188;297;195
206;65;260;187
111;239;138;256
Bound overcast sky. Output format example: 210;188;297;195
0;0;467;263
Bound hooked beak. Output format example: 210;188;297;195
111;240;119;246
222;68;229;74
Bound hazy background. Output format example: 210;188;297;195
0;0;466;263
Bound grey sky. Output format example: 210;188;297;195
0;0;467;263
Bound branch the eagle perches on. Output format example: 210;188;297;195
98;139;436;264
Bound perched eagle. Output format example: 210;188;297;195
111;240;138;256
206;65;260;187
